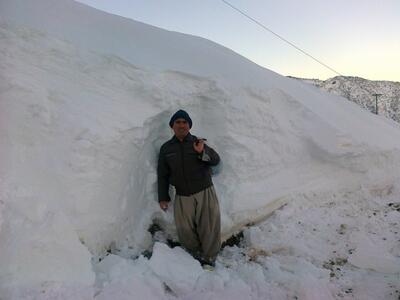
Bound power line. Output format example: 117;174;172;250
220;0;343;77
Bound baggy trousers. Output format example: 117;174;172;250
174;185;221;263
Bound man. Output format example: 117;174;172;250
157;109;221;267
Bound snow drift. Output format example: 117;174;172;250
1;0;400;297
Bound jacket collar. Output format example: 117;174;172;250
171;132;196;143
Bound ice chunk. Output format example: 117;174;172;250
148;242;203;295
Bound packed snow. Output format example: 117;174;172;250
0;0;400;299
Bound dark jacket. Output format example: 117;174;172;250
157;133;220;201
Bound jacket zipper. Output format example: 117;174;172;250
180;141;190;195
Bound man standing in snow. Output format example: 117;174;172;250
157;109;221;267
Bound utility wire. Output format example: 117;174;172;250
221;0;343;76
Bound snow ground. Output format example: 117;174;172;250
87;186;400;300
1;0;400;298
90;184;400;300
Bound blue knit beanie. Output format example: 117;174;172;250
169;110;192;128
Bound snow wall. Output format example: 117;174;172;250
1;0;400;295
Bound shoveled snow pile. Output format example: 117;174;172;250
0;0;400;299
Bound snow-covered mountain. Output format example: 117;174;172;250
292;76;400;123
1;0;400;299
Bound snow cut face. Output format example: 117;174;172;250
1;0;400;297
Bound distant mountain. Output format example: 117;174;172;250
291;76;400;123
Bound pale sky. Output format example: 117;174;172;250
76;0;400;82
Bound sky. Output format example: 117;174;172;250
75;0;400;82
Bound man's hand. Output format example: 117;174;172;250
159;200;169;211
193;139;205;154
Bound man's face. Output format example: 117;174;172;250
172;118;190;138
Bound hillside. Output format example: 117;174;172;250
292;76;400;123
